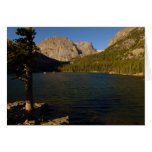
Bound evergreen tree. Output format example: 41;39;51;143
7;27;38;113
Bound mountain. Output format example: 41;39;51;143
60;27;145;75
74;41;97;56
107;27;145;59
108;27;136;47
38;36;97;62
8;36;97;73
8;28;145;75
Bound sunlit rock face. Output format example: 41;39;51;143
74;41;97;56
38;36;97;62
108;27;136;47
107;27;145;59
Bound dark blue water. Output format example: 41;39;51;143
7;72;144;125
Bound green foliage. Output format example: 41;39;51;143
59;28;145;75
8;27;145;75
7;27;39;74
137;40;145;48
59;58;144;74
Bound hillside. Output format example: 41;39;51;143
108;27;136;47
60;27;145;75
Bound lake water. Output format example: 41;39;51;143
7;72;144;125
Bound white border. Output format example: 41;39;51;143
1;0;152;152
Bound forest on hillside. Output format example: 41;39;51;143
59;28;145;75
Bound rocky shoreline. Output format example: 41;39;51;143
59;71;144;77
108;72;144;77
7;101;69;125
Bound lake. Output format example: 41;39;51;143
7;72;144;125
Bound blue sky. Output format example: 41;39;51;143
7;27;125;50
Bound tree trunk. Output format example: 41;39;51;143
25;65;33;112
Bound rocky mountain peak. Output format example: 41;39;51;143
75;41;97;56
38;36;97;61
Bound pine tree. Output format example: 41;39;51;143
7;27;39;114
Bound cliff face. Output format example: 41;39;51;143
108;27;136;47
37;36;79;62
75;41;97;56
38;36;97;61
107;27;145;59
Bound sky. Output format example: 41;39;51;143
7;27;125;50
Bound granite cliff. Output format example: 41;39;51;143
38;36;97;62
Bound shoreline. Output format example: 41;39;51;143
8;71;145;78
108;72;144;77
7;101;69;125
7;100;144;125
54;71;145;77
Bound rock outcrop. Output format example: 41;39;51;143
7;101;69;125
38;36;97;61
74;41;97;56
107;27;145;59
108;27;136;47
41;116;69;125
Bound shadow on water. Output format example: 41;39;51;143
47;104;144;125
